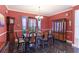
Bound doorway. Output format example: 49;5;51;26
6;16;15;52
74;10;79;48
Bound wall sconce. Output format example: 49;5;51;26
69;20;71;26
65;13;68;16
6;10;8;14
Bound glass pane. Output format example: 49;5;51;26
52;21;54;32
22;16;27;37
38;19;41;31
28;18;36;32
57;22;59;32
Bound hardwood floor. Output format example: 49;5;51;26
1;39;79;53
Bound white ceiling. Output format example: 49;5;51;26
6;5;73;16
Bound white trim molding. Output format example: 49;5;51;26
72;44;79;48
50;8;73;16
66;31;72;33
0;32;7;37
72;43;79;49
14;29;51;32
14;30;22;32
14;30;29;32
66;40;72;44
72;44;75;47
41;29;50;31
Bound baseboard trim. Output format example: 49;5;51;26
72;44;75;47
72;44;79;48
66;40;72;44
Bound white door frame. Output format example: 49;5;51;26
74;10;79;48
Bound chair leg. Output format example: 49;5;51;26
42;40;44;48
17;44;19;51
17;43;24;52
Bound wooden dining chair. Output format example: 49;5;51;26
36;32;43;49
48;30;53;48
29;33;36;52
43;31;48;48
15;32;25;52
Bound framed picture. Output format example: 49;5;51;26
10;18;14;24
0;13;5;27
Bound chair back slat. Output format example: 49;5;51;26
15;32;19;43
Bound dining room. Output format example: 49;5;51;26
0;5;79;53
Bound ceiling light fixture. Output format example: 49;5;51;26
35;6;43;20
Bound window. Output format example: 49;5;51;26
52;21;54;32
28;18;36;32
22;16;27;37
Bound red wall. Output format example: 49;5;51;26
0;5;7;49
7;10;49;37
49;9;73;42
72;5;79;43
6;7;75;43
1;5;78;47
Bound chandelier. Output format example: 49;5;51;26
35;6;43;20
35;16;43;19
